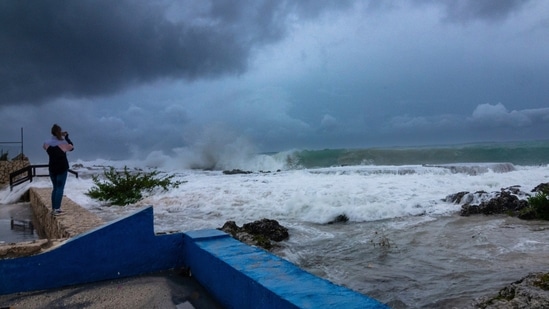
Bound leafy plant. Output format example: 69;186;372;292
525;189;549;220
86;166;184;206
533;273;549;290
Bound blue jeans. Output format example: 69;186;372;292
50;171;68;210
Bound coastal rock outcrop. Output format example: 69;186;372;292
446;182;549;220
446;184;549;307
459;189;529;216
532;183;549;193
327;214;349;224
219;218;289;250
222;169;252;175
222;169;281;175
474;272;549;309
445;185;534;217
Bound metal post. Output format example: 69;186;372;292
20;127;24;159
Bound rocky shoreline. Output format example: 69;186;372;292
446;182;549;307
474;272;549;309
445;183;549;219
224;182;549;308
218;218;289;250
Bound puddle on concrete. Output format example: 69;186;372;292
0;203;39;244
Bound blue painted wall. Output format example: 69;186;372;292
1;206;388;308
0;207;184;294
183;229;389;309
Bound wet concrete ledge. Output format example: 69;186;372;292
29;187;105;239
0;189;388;308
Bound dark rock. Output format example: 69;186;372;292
327;214;349;224
505;185;522;195
242;218;289;242
445;191;470;204
444;190;487;205
460;204;481;216
220;221;239;236
532;183;549;193
452;182;549;221
222;169;252;175
449;186;530;217
474;272;549;309
219;218;289;250
450;183;549;220
460;190;529;216
479;191;523;214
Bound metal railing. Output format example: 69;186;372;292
10;165;78;191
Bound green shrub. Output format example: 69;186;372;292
533;273;549;290
86;166;184;206
525;189;549;220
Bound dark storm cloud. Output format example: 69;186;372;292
418;0;531;22
0;0;350;106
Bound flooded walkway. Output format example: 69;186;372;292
0;202;38;244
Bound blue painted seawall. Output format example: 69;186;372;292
0;206;388;308
184;229;388;309
0;207;183;294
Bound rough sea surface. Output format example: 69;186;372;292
2;141;549;308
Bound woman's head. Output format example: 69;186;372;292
51;124;63;140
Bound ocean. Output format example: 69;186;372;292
2;141;549;308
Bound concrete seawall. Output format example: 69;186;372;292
183;229;389;309
29;187;104;239
0;188;388;308
0;206;184;295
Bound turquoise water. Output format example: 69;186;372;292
287;140;549;168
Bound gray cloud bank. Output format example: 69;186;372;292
421;0;530;22
0;0;530;106
0;0;352;106
1;0;548;164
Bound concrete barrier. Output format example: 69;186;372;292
0;206;184;295
1;190;388;308
183;229;388;309
29;187;104;239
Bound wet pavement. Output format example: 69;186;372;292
0;270;224;309
0;203;38;244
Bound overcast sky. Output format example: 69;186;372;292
1;0;549;163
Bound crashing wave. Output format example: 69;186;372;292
424;162;515;175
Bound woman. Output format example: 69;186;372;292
43;124;74;216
